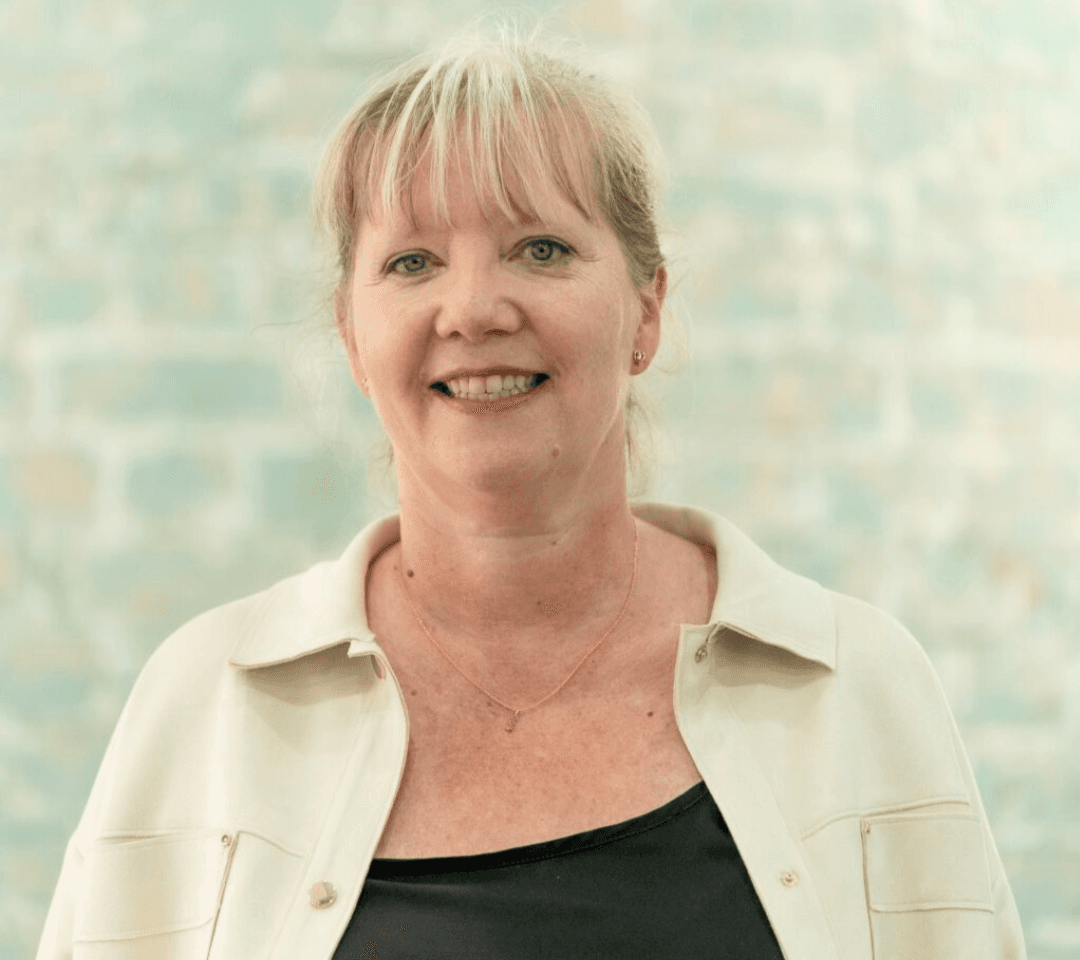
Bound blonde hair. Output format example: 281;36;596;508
314;17;673;496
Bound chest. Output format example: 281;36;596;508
366;525;716;859
372;640;705;858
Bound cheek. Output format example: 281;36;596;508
591;297;636;366
355;307;429;390
564;282;630;345
350;296;393;359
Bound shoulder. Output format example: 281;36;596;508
712;554;957;738
117;579;285;725
130;514;396;690
811;588;965;772
68;581;284;842
826;588;947;695
147;578;280;671
636;500;949;695
717;576;951;709
719;578;973;799
123;552;344;721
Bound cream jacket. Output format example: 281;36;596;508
37;502;1027;960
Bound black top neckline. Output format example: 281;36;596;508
368;779;709;876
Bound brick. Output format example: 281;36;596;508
979;369;1057;435
968;0;1080;68
0;534;16;595
856;75;954;161
754;525;843;590
0;362;22;414
0;457;15;527
85;534;316;648
257;447;366;544
1030;919;1080;957
675;355;881;436
719;279;799;326
831;267;906;332
86;543;228;642
126;450;229;516
967;460;1079;549
815;0;879;51
2;667;95;734
60;358;283;420
10;447;96;511
21;271;101;326
127;73;239;143
824;467;886;533
685;0;797;48
910;368;1073;437
6;627;98;680
908;375;966;430
1000;846;1080;945
131;253;243;327
669;173;834;223
990;274;1080;338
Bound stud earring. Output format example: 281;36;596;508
632;349;645;364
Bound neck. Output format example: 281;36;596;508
391;475;642;687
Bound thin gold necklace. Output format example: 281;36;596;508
398;521;640;733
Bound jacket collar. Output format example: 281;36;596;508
228;502;836;672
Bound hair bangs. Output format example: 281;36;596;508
357;54;599;235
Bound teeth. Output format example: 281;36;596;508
440;373;546;400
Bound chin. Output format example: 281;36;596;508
437;448;557;496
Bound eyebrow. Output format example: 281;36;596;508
378;213;578;248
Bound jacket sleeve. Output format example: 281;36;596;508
35;833;84;960
945;702;1028;959
35;685;131;960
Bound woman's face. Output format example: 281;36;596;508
336;153;663;508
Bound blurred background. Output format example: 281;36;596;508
2;0;1078;955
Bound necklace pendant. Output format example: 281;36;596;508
505;712;520;733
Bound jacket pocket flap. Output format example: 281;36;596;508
74;830;233;941
861;812;993;912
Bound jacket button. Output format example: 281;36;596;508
309;881;337;908
694;644;708;663
780;869;799;887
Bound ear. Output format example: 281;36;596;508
633;266;667;368
334;287;369;396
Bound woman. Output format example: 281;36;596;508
38;24;1025;960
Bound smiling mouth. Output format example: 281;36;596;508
431;373;549;400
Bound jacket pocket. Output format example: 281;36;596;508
72;829;236;960
861;810;994;960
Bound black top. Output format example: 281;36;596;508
332;780;785;959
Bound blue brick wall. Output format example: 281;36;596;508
3;0;1078;955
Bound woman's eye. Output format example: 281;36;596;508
389;253;429;275
521;238;571;264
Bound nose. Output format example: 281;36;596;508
432;255;524;342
